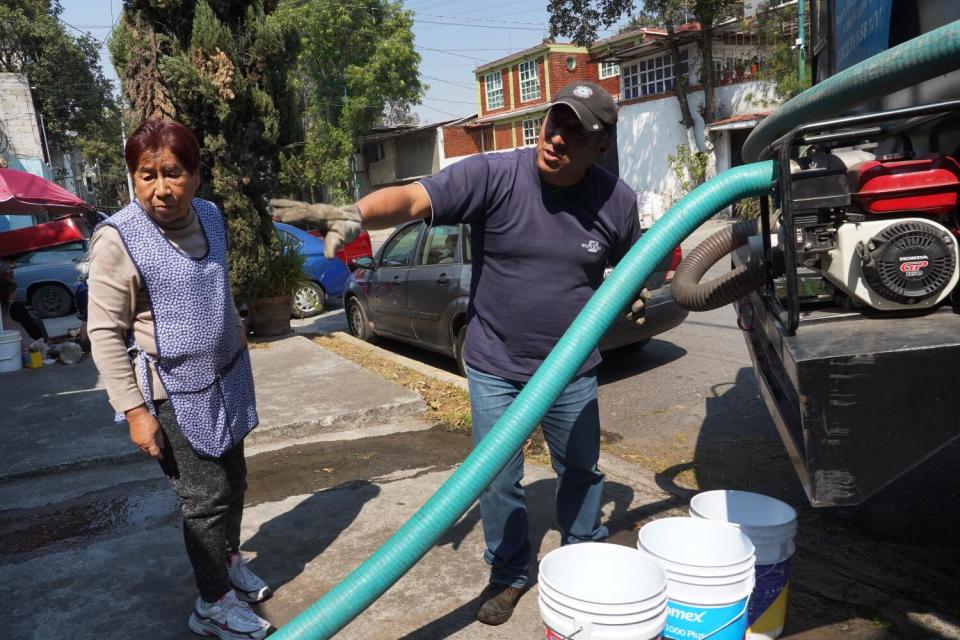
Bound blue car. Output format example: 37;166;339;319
273;222;351;318
12;240;88;318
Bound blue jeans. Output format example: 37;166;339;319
467;365;609;588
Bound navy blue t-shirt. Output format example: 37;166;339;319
420;147;640;381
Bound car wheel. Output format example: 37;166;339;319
346;296;376;343
454;325;467;376
30;283;73;318
290;281;326;319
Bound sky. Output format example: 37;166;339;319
58;0;630;126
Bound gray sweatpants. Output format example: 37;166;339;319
155;400;246;602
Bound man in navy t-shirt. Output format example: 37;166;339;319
271;81;645;625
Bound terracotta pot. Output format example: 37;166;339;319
248;295;291;337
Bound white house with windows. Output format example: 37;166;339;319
594;19;783;210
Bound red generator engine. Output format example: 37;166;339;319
798;153;960;311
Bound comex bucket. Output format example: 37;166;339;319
0;330;22;373
690;490;797;640
638;517;755;640
538;542;668;639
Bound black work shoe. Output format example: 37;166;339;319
476;583;525;625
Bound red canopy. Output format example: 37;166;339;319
0;167;93;214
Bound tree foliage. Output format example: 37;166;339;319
748;1;811;105
110;0;299;300
550;0;737;146
274;0;423;203
0;0;126;208
0;0;116;146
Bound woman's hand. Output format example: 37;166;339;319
126;405;164;459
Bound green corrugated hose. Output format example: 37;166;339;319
271;161;776;640
742;19;960;163
275;18;960;640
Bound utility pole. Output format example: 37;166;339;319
797;0;807;85
120;126;134;202
37;112;52;169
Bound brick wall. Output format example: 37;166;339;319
596;73;620;97
442;127;481;159
547;52;592;98
494;122;513;150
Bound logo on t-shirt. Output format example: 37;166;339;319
581;239;601;253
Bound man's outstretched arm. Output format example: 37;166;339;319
270;183;432;258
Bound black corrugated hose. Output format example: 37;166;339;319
672;218;783;312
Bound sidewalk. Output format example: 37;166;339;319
0;331;687;639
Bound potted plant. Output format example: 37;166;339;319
246;236;308;337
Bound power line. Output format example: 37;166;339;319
421;74;475;90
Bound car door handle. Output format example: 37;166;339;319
436;274;450;285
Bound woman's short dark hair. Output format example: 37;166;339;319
124;119;201;175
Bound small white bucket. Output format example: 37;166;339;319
538;542;668;639
0;330;22;373
638;518;755;640
690;490;798;640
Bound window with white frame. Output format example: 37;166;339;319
621;63;640;99
522;117;543;146
519;60;541;102
622;49;690;99
485;71;504;110
599;61;620;79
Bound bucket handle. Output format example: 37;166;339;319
556;619;592;639
700;599;750;640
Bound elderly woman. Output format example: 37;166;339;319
88;120;270;640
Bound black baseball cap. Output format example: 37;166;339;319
552;81;618;134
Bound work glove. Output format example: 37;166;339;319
626;288;651;325
269;199;363;259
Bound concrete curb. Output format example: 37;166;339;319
0;451;143;484
327;330;470;391
244;399;428;447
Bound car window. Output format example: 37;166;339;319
419;225;460;266
19;242;86;266
463;225;471;264
276;229;302;251
380;224;420;267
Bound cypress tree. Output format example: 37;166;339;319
110;0;298;300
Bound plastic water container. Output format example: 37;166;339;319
0;330;22;373
637;191;666;229
638;517;755;640
690;490;798;640
538;542;668;639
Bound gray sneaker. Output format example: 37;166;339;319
188;590;270;639
227;553;272;603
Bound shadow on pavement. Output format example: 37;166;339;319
241;479;380;594
400;477;679;639
678;366;960;638
598;338;688;385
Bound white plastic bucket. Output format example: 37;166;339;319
689;490;798;640
638;518;755;640
0;330;22;373
538;542;668;639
